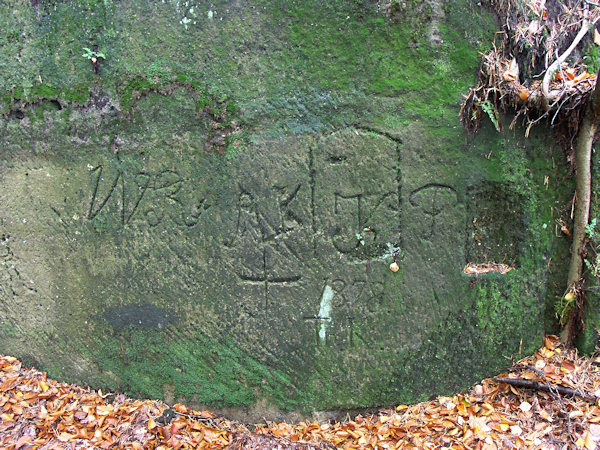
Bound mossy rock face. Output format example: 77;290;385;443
0;0;571;418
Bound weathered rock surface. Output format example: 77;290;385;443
0;0;570;418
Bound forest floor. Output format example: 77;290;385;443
1;336;599;449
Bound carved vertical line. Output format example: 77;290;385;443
396;142;403;248
87;166;103;220
309;143;316;256
263;246;268;313
348;316;354;346
357;194;363;230
87;170;122;221
121;170;126;226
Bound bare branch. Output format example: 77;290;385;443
493;377;598;403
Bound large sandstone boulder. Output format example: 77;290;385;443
0;0;569;419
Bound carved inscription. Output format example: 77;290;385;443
304;313;365;348
274;184;303;232
87;164;210;228
409;184;458;238
330;278;385;313
80;131;466;353
332;191;398;256
227;189;303;310
304;277;384;346
313;128;403;261
303;314;332;346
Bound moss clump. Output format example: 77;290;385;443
31;84;62;100
119;78;158;112
0;82;90;119
224;131;248;160
118;73;246;156
119;75;233;118
63;85;91;103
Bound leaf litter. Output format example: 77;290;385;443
1;335;600;448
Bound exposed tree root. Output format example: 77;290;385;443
461;0;600;345
493;376;597;402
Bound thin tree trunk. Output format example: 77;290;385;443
560;70;600;346
561;115;594;345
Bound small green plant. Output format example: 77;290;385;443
480;99;500;131
586;218;598;240
555;291;576;326
355;227;373;247
585;218;600;277
584;255;600;277
82;47;106;62
355;232;366;246
583;44;600;74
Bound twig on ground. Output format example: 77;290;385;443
493;376;598;403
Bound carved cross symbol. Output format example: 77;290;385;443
230;189;303;310
409;184;458;238
238;253;301;311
